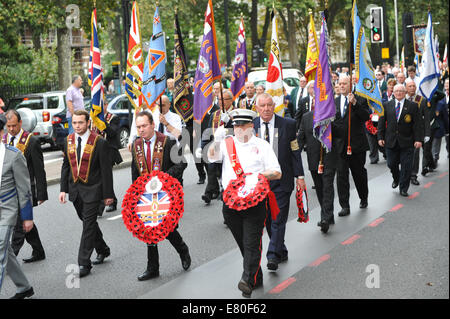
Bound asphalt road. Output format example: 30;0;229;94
1;143;448;302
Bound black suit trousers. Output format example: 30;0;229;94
386;143;414;193
223;201;267;287
205;163;222;196
311;168;336;222
146;229;188;271
337;151;369;209
73;197;109;266
12;214;45;257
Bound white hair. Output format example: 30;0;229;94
405;78;415;85
306;80;315;90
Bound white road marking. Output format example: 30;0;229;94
107;214;123;221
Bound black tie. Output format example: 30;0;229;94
300;88;304;99
158;122;164;133
77;136;82;164
9;136;15;146
264;122;270;144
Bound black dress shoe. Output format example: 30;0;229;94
410;177;420;186
92;249;110;265
138;269;160;281
197;177;205;185
201;194;211;204
238;280;252;298
318;220;329;233
421;167;429;176
23;254;45;263
267;258;279;271
105;204;117;212
392;181;399;188
359;199;368;209
400;190;409;197
79;265;91;278
180;251;191;270
338;208;350;217
10;287;34;299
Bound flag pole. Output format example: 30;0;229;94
347;0;354;156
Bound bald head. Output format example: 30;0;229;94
157;95;171;114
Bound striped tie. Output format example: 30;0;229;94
395;102;401;121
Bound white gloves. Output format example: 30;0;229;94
424;136;430;143
220;112;230;124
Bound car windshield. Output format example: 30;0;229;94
284;77;300;87
9;97;44;110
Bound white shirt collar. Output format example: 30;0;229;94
260;115;275;126
75;129;90;142
8;129;23;141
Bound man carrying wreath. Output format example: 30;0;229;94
208;108;281;298
131;111;190;281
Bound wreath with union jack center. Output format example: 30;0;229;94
122;171;184;244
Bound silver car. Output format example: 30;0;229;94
8;91;66;147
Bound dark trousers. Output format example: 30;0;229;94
223;201;267;287
422;137;436;169
146;229;188;271
366;131;385;162
205;163;221;196
311;167;336;223
196;162;207;180
266;190;291;261
337;151;369;209
73;197;109;266
386;143;414;193
411;143;434;177
11;214;45;257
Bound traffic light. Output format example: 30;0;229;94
370;7;384;43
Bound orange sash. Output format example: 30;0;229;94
2;131;32;154
67;132;100;183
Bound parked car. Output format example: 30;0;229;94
247;68;303;95
7;91;66;148
52;94;130;150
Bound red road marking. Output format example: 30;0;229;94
309;254;330;267
389;204;404;212
408;192;420;199
439;172;448;178
269;277;296;294
424;182;435;188
368;217;385;227
341;234;361;245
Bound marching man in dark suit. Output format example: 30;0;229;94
334;75;371;217
378;84;424;196
131;111;191;281
0;116;35;299
4;110;48;263
298;110;343;233
59;110;114;278
90;99;123;214
254;93;306;271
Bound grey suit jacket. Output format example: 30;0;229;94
0;145;33;226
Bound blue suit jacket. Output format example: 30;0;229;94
253;115;304;193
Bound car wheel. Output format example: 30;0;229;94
119;127;130;149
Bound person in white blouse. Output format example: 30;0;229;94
208;109;281;298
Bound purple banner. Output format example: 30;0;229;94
313;12;336;152
230;18;248;102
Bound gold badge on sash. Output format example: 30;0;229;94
404;114;412;123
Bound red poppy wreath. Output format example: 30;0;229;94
121;170;184;245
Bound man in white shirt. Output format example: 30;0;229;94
290;76;308;117
156;95;182;141
208;109;281;298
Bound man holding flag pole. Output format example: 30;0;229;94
334;0;371;218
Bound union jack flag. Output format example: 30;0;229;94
125;1;144;112
89;8;106;131
136;190;170;227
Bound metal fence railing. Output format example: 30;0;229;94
0;81;59;105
